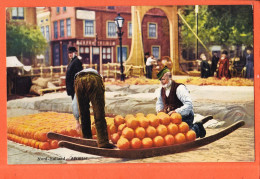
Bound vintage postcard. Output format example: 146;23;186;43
2;0;259;178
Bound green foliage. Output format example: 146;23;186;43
6;21;47;61
180;6;211;49
179;5;253;49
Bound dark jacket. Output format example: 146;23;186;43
211;55;219;75
66;56;83;97
246;54;254;64
201;60;211;78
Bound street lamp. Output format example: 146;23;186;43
114;13;125;81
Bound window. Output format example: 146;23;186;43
60;20;64;37
56;7;60;13
46;25;49;41
53;43;60;66
46;19;48;21
148;23;157;38
107;21;117;38
67;18;71;37
79;47;90;64
63;7;67;12
84;20;94;36
62;44;68;65
107;6;115;10
102;47;111;63
117;46;128;62
152;46;160;59
128;22;132;38
40;20;44;23
11;7;24;19
85;47;89;53
54;21;58;39
41;26;45;37
80;47;84;53
93;47;100;55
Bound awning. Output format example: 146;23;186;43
6;56;24;68
6;56;31;72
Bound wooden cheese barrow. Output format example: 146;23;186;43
47;117;245;159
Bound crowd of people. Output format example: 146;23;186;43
144;47;254;80
199;47;254;79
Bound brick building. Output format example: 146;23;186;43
6;7;37;25
46;6;170;72
37;7;51;66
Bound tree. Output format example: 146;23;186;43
206;5;253;46
179;5;253;53
6;21;47;65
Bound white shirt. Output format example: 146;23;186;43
74;68;100;79
146;57;156;66
156;82;193;116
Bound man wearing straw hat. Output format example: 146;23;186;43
156;66;206;138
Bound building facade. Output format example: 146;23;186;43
6;7;37;25
46;6;170;72
37;7;51;66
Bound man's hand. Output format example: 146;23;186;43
76;120;82;132
168;110;176;116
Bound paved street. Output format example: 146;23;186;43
7;82;254;164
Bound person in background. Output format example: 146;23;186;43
65;46;85;136
200;53;211;78
211;51;219;76
146;54;156;79
217;50;230;79
65;46;83;100
245;47;254;79
155;66;206;138
73;68;115;149
144;52;150;65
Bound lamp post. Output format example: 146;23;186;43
114;13;125;81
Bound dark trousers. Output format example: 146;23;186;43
146;65;153;79
246;62;254;78
182;112;203;138
74;72;109;147
182;112;194;127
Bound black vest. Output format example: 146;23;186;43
161;81;183;113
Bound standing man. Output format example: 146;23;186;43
146;54;156;79
66;46;83;100
73;68;115;149
245;47;254;79
144;52;149;65
200;53;211;78
211;52;219;76
156;66;206;138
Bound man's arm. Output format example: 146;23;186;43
156;88;164;113
174;85;193;116
74;59;83;73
